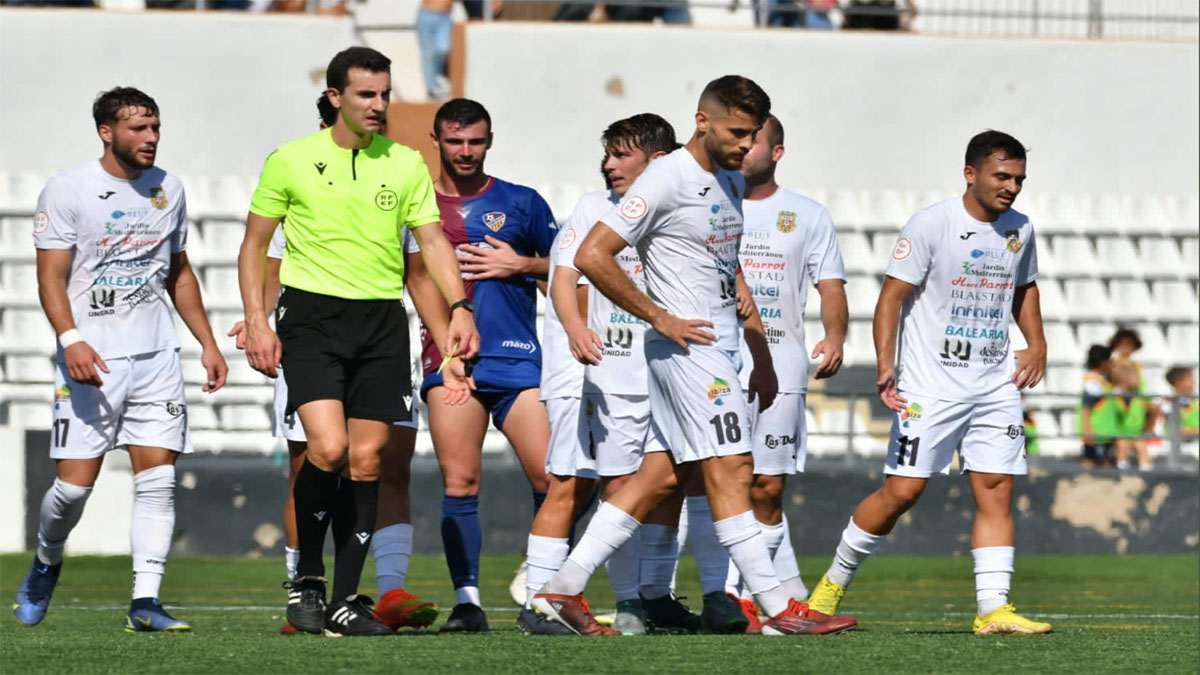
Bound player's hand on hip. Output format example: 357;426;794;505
64;342;109;387
736;285;755;321
446;311;481;361
747;364;778;413
876;366;907;412
1012;346;1046;390
227;320;247;350
568;326;604;365
811;339;844;379
245;321;281;378
201;345;229;393
441;358;476;406
652;315;715;354
456;235;523;280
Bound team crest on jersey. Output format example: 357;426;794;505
483;211;507;232
149;187;168;210
1005;229;1022;253
559;227;577;250
34;211;50;234
707;377;732;406
375;189;398;211
776;211;797;233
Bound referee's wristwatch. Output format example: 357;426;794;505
450;298;475;314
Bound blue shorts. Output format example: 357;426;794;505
422;357;541;429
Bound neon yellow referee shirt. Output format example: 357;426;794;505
250;129;440;300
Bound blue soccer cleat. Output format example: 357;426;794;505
124;598;191;633
12;557;62;626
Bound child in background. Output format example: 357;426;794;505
1080;345;1118;467
1161;367;1199;442
1110;357;1153;471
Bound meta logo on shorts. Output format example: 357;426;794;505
375;189;398;211
483;211;506;232
764;434;796;449
149;187;168;210
776;210;796;233
707;377;732;406
165;402;186;418
1006;424;1024;439
901;402;923;429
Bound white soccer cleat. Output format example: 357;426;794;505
509;562;528;607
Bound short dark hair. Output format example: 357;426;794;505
1166;366;1194;387
965;130;1027;167
602;113;677;157
434;98;492;136
92;87;159;128
1109;328;1143;351
316;94;337;127
326;46;391;92
699;75;771;125
763;114;784;147
1086;344;1113;370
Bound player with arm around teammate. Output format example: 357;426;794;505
15;87;229;632
803;130;1052;635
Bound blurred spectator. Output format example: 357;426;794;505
273;0;353;12
417;0;502;101
804;0;837;28
1162;367;1199;441
0;0;94;5
751;0;802;27
1079;344;1117;467
1110;357;1152;471
842;0;915;30
1108;326;1162;443
1021;396;1040;456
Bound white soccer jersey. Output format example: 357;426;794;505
267;223;287;259
33;160;187;360
738;189;846;393
602;149;745;350
540;198;597;400
558;190;650;397
886;197;1039;403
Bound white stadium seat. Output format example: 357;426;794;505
1141;365;1168;396
1030;409;1060;437
869;231;900;262
0;260;40;307
1;308;54;353
842;319;875;366
1043;322;1080;364
1032;235;1059;279
1076;322;1117;351
839;232;879;275
1036;279;1070;323
804;319;825;349
0;216;33;260
201;265;244;310
1038;193;1085;235
1181;238;1199;278
825;190;866;231
186;402;220;430
1133;322;1170;366
1108;281;1156;322
197;220;246;261
1164;194;1197;237
1058;410;1079;437
1063;279;1110;321
1050;235;1099;277
1151;280;1198;322
4;355;55;383
864;189;912;229
1089;193;1132;235
0;173;45;215
844;276;880;320
1128;194;1175;236
1138;237;1188;280
1046;366;1084;395
1095;236;1142;278
8;401;51;429
218;403;271;431
1167;324;1200;365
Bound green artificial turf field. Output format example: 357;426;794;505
2;553;1197;673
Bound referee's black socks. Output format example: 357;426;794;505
331;479;379;603
293;460;339;579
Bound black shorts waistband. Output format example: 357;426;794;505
282;285;404;307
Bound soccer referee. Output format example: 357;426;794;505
238;46;479;637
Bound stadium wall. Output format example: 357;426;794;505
15;431;1199;557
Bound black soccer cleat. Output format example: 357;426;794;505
701;591;751;634
323;595;394;637
285;576;327;634
642;594;703;634
438;603;490;633
516;607;575;635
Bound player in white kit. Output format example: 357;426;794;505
532;76;856;637
721;114;849;629
803;130;1052;636
14;88;229;632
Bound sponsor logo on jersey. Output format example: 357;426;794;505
124;284;156;309
165;402;186;417
34;211;50;234
960;231;977;240
558;226;577;250
149;187;168;210
483;211;507;231
1006;424;1024;438
314;162;327;175
949;304;1004;321
620;196;648;220
892;237;913;260
88;288;116;316
945;325;1005;340
760;307;782;319
763;323;785;344
502;339;537;353
776;210;797;233
970;248;1005;260
375;189;398;211
98;191;116;200
707;377;732;406
951;276;1015;290
699;187;711;197
54;384;71;403
764;434;796;449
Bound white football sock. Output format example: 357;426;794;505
772;514;808;600
670;498;688;594
725;556;744;597
826;517;885;588
546;501;639;596
973;546;1014;616
714;510;789;617
455;586;481;607
638;524;678;600
372;523;413;595
686;496;732;595
284;547;299;582
605;528;641;602
524;534;569;608
36;478;92;566
131;465;176;600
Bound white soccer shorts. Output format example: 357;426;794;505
645;341;752;465
50;348;193;459
272;366;421;443
544;396;597;479
883;392;1028;478
745;392;807;475
581;393;664;477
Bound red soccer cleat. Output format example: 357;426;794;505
531;592;620;636
280;621;300;635
373;588;440;630
760;598;858;636
738;596;764;634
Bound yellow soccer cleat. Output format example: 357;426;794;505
805;574;847;617
973;604;1052;635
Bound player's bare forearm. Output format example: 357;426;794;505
264;256;283;317
411;222;469;307
576;226;664;328
817;279;849;344
238;213;279;328
1013;282;1046;350
405;248;452;357
739;289;772;371
35;248;77;335
168;252;218;350
550;267;586;332
874;276;916;374
523;255;549;280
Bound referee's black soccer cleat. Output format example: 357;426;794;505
516;607;575;635
323;595;394;637
642;594;703;634
284;576;327;634
438;603;490;633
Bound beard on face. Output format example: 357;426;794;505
113;135;154;170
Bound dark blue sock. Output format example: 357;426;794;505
531;490;547;515
440;494;482;590
567;491;597;548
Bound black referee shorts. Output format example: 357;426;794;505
276;286;412;423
